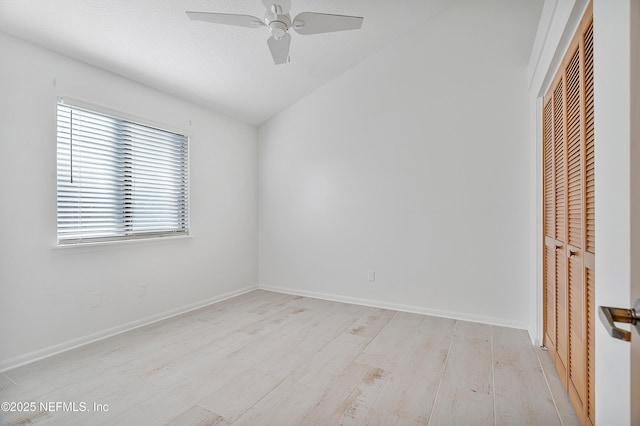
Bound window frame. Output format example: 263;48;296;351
55;97;191;246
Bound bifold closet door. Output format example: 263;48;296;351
542;4;594;425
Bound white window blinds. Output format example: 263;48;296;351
56;102;189;244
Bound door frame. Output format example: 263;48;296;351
631;1;640;422
593;0;636;424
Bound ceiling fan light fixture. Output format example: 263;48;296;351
269;21;289;39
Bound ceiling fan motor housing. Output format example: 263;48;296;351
265;9;291;39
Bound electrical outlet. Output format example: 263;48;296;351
139;282;147;297
368;271;376;282
90;291;102;308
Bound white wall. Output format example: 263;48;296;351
258;0;542;328
0;33;258;370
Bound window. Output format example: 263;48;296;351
56;101;189;245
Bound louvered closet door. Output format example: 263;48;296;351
553;76;569;382
583;20;595;423
565;43;586;416
543;98;557;356
542;4;594;426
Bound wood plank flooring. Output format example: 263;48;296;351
0;290;577;426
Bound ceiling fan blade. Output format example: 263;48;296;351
267;34;291;65
186;11;265;28
293;12;363;35
262;0;292;14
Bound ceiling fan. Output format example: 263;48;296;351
186;0;364;65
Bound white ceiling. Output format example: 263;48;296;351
1;0;470;124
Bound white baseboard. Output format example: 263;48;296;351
0;285;258;373
259;284;528;331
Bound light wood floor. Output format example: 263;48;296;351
0;290;579;426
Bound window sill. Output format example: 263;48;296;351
53;234;192;251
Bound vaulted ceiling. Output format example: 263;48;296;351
0;0;530;124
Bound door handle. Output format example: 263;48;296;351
598;299;640;341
